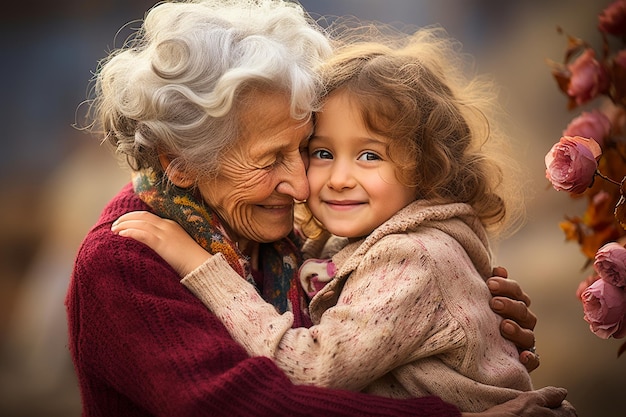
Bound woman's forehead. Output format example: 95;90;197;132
238;92;312;141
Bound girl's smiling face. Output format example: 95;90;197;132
306;90;417;239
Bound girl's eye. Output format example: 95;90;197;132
357;151;381;161
311;149;333;160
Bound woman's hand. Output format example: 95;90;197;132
487;266;540;372
112;211;211;277
462;387;577;417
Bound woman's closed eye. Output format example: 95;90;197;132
262;156;280;170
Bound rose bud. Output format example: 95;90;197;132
582;278;626;339
594;242;626;288
599;0;626;36
545;136;602;194
563;109;611;147
567;48;610;106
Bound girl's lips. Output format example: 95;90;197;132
324;200;365;211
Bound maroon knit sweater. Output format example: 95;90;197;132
66;183;461;417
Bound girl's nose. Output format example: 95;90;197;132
327;161;356;190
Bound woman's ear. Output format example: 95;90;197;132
158;153;194;188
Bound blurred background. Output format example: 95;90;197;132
0;1;624;416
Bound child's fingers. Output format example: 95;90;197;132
113;212;176;234
116;227;159;247
112;218;162;244
112;218;154;234
113;210;165;227
111;212;186;254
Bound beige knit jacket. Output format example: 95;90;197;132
181;201;533;412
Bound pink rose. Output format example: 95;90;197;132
577;274;600;300
563;110;611;147
599;0;626;36
545;136;602;194
567;48;609;106
594;242;626;288
581;278;626;339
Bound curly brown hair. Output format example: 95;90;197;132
298;25;524;240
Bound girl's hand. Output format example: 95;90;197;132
112;211;211;277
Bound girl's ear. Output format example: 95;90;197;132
158;153;194;188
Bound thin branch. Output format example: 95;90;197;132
596;170;623;186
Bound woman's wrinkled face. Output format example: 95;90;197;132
197;92;312;251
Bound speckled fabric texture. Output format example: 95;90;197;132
68;183;461;417
182;200;533;412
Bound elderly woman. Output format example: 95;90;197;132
66;1;571;416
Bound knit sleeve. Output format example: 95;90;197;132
67;216;460;417
181;234;461;392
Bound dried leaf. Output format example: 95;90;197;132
559;218;581;242
550;67;571;97
564;34;587;63
580;224;620;260
584;190;619;227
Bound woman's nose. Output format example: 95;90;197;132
275;154;310;201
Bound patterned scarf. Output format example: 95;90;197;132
132;170;312;328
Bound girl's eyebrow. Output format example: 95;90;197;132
311;134;387;146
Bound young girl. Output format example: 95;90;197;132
113;27;534;412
